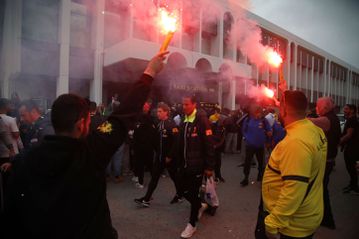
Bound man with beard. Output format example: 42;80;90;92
1;52;168;239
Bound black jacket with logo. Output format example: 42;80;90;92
157;119;179;163
1;74;155;239
179;109;215;174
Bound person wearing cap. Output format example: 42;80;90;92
262;91;327;239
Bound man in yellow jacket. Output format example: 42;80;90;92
262;91;327;239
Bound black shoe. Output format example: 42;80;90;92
134;197;150;207
170;195;184;204
240;178;249;187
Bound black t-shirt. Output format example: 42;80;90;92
343;116;359;153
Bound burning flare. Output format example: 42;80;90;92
263;87;275;98
158;8;178;34
265;49;283;68
158;8;179;52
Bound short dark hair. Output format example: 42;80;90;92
89;101;97;112
20;100;40;113
345;104;357;114
157;102;170;113
283;90;308;113
182;94;197;104
51;94;90;133
0;98;9;110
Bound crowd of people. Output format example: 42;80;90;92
0;52;358;239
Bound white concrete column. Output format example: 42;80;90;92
219;10;224;59
305;54;309;95
328;61;331;97
323;59;327;96
218;81;223;107
346;69;351;103
0;0;22;98
198;8;203;53
285;41;291;89
230;79;236;110
298;51;302;90
129;0;134;38
316;59;320;99
292;43;298;90
90;0;105;104
57;0;71;97
310;56;314;102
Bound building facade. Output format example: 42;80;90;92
0;0;358;110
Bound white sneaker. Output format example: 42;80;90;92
131;176;139;183
198;203;208;220
135;182;144;189
180;223;196;238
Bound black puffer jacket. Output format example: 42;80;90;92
179;109;215;174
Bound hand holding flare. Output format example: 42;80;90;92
158;8;179;53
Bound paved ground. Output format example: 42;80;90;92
107;152;359;239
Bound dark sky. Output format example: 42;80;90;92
248;0;359;69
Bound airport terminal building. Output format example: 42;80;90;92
1;0;358;110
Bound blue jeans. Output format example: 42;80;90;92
107;143;125;177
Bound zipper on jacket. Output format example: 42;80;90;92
184;122;189;168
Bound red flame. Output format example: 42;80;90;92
265;49;283;68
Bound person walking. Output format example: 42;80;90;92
134;102;183;207
177;95;215;238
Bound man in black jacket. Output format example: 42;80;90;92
134;102;182;207
178;95;215;238
1;52;168;239
133;100;157;188
18;100;54;149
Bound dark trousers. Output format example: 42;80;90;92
344;150;358;189
244;145;264;179
0;158;10;212
180;171;203;227
322;160;335;226
144;159;182;201
134;149;154;185
237;131;243;151
214;150;222;179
